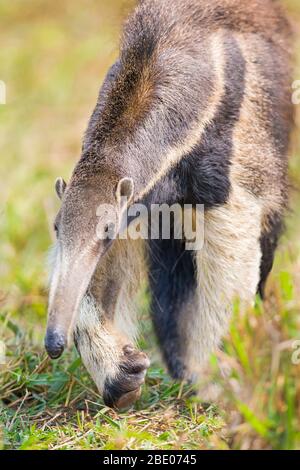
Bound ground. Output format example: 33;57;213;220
0;0;300;450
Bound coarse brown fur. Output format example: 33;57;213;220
45;0;293;408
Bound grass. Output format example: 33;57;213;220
0;0;300;450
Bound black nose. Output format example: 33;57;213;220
44;329;66;359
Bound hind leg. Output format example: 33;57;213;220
186;187;263;378
258;213;283;298
73;239;149;409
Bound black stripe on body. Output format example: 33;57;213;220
143;34;246;209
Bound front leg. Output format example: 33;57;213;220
73;239;149;409
103;344;150;409
187;186;263;379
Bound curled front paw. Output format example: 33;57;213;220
103;345;150;409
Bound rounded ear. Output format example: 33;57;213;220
116;177;134;207
55;177;67;200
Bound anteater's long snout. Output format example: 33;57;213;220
45;325;67;359
44;294;75;360
45;276;78;360
45;278;90;360
45;248;100;360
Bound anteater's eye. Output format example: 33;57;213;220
54;223;59;235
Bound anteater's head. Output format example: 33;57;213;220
44;169;134;359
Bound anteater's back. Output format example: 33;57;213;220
123;0;291;49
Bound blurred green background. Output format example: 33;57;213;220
0;0;299;450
